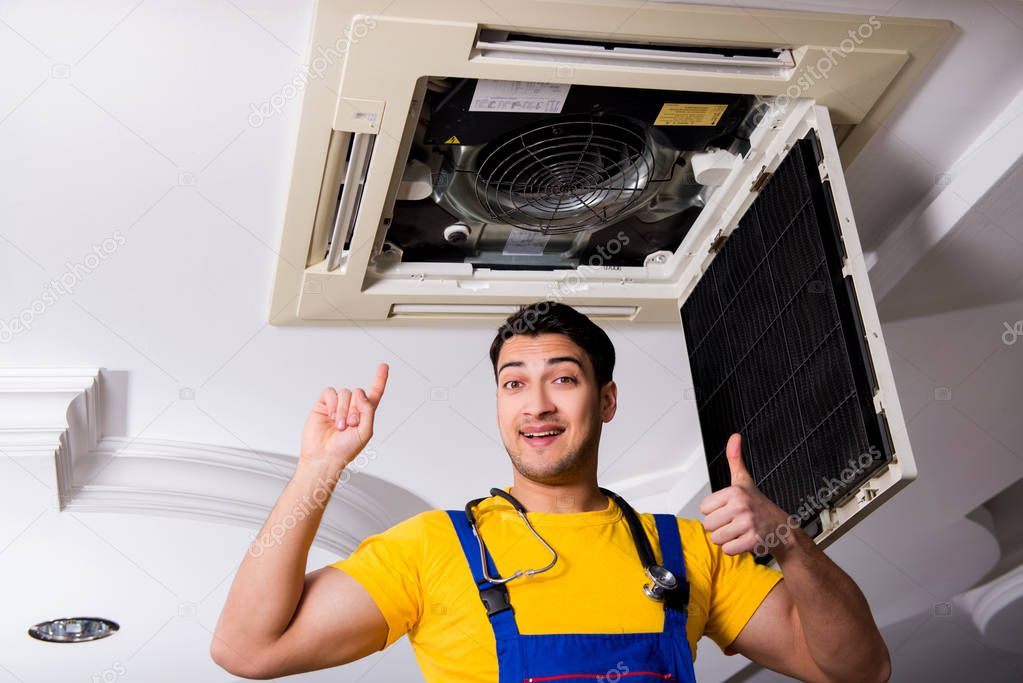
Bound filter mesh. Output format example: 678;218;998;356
681;136;890;537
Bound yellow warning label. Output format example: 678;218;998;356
654;103;728;127
444;135;461;144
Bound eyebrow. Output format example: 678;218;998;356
497;356;584;377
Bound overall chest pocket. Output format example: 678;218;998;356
517;631;679;682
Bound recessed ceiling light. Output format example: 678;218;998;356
28;617;119;643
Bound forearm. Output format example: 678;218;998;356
213;458;343;658
774;528;889;683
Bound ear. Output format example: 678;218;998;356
600;380;617;423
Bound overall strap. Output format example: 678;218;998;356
653;514;690;633
446;510;524;682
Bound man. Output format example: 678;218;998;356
211;301;890;682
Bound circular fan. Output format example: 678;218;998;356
473;116;658;234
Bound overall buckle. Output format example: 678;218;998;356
478;582;513;617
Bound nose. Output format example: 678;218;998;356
522;381;556;418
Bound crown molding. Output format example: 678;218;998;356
958;564;1023;654
69;436;398;555
0;368;410;555
0;367;101;507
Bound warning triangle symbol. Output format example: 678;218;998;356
444;135;460;144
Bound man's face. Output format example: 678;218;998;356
495;333;617;484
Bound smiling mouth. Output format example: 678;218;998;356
520;428;565;447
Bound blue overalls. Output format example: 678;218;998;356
446;510;698;682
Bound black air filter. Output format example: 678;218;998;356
681;135;892;544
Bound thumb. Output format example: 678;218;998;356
726;433;750;485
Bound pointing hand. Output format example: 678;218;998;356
300;363;389;471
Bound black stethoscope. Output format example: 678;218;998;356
464;487;680;603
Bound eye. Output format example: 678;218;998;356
554;376;578;385
502;379;523;390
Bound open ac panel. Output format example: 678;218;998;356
270;1;951;549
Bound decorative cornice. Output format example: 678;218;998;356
0;367;101;507
958;564;1023;654
69;436;399;555
0;368;415;555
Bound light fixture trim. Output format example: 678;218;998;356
28;617;119;643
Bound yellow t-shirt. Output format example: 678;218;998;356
328;492;782;682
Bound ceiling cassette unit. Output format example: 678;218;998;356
270;1;951;548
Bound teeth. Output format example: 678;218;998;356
524;430;563;438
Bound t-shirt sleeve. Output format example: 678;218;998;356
326;512;426;649
689;519;784;653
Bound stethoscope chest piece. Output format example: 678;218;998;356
643;564;678;602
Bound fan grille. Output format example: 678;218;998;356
473;117;656;234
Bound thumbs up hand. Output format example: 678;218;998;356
698;433;791;556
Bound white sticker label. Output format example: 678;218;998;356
470;80;571;114
503;227;550;255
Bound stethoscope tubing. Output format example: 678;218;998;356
463;487;678;600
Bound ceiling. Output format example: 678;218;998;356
2;0;1023;681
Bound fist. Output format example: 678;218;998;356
300;363;389;470
699;433;790;555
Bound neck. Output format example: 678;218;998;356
508;476;607;514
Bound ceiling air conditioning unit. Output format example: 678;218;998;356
269;1;951;549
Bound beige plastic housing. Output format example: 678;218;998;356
269;0;950;326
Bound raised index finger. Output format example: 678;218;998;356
366;363;389;405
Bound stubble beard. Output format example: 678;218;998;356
506;430;598;485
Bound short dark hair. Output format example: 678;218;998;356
489;301;615;388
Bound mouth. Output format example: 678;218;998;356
520;426;565;448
